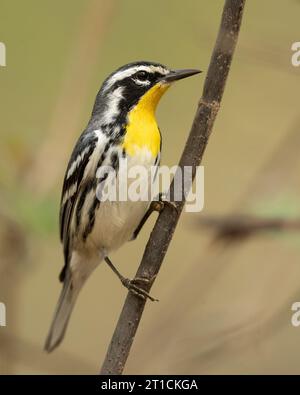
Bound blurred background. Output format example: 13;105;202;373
1;0;300;374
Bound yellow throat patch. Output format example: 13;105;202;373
122;82;170;158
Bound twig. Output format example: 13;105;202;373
131;116;300;371
198;215;300;242
100;0;246;375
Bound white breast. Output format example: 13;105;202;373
88;147;158;253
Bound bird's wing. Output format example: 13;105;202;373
59;130;99;280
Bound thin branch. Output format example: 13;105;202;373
130;117;300;370
198;215;300;242
100;0;246;375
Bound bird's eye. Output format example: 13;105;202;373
135;71;148;81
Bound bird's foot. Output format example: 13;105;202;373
151;193;179;214
121;277;158;302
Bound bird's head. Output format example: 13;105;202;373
91;61;201;125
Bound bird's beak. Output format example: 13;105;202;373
160;69;202;83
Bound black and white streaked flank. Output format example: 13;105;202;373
45;61;201;352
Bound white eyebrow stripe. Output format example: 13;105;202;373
103;65;169;92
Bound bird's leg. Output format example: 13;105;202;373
131;206;154;241
104;256;158;302
131;193;178;240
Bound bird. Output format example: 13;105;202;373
45;61;201;352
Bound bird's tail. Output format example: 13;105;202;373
44;275;80;353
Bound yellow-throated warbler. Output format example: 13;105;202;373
45;61;200;352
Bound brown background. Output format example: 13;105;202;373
0;0;300;374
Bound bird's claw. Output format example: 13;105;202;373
122;277;158;302
151;193;179;214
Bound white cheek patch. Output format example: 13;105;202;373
100;87;124;125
